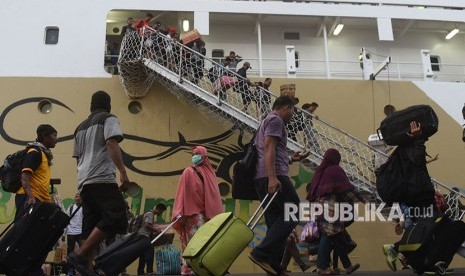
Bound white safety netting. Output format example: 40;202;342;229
118;27;464;218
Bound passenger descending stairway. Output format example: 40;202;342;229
117;27;464;215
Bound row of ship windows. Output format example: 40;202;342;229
47;26;441;73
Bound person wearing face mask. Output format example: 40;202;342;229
172;146;224;275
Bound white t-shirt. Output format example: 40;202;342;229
66;204;83;235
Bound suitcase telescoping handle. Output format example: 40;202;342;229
376;128;382;141
247;192;278;230
150;215;182;245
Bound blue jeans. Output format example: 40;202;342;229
251;176;300;273
317;233;332;269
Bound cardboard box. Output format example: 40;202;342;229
181;29;203;46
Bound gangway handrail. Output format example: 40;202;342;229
117;26;465;209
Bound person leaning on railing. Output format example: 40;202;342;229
235;62;255;113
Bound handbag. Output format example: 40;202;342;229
232;129;260;200
300;221;319;243
156;244;181;275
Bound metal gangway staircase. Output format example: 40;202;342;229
117;27;464;218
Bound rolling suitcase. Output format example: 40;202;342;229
0;202;70;276
93;216;181;276
398;216;465;275
378;105;439;146
182;192;277;276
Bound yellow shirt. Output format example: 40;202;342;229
17;148;51;203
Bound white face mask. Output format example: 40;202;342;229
192;154;203;165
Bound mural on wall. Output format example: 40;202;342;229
0;97;314;236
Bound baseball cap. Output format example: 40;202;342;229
244;62;252;69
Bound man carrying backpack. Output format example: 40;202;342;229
15;124;58;218
382;121;436;271
137;203;167;275
14;124;58;275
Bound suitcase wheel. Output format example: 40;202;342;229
435;261;447;276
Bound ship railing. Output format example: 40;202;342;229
112;47;465;82
222;57;465;82
234;0;465;10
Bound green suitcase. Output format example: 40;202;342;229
182;193;277;276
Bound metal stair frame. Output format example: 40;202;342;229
117;26;464;208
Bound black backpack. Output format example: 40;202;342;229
0;146;41;193
375;149;408;205
232;132;259;200
376;147;435;206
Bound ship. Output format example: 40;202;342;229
1;0;465;274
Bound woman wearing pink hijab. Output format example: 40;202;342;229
172;146;224;275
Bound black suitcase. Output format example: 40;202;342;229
378;105;439;146
398;216;465;275
93;216;181;276
0;202;70;276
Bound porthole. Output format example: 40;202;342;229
38;100;52;114
128;101;142;114
218;182;231;197
384;104;396;116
